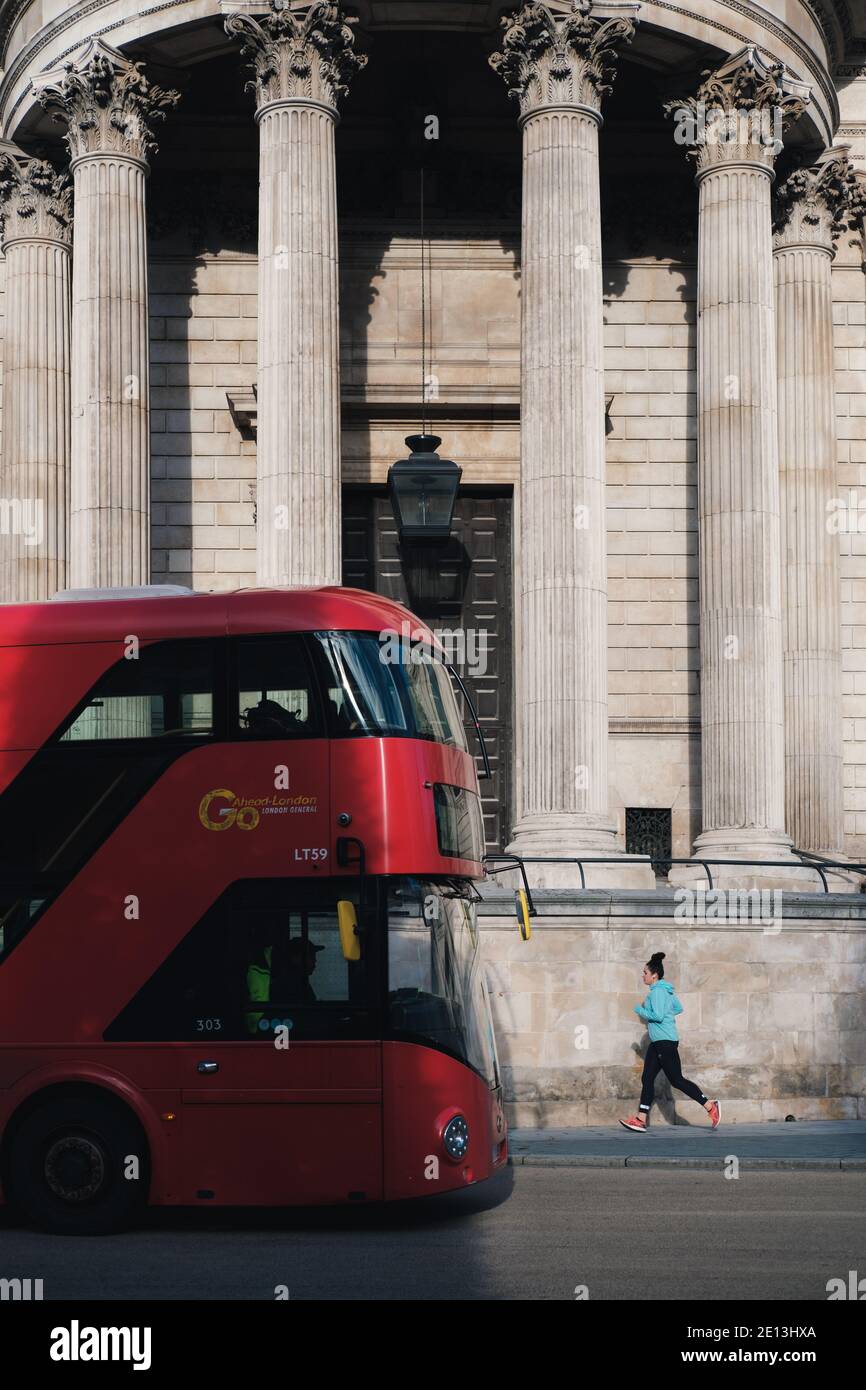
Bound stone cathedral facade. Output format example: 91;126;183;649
0;1;865;1118
2;0;866;883
1;0;866;889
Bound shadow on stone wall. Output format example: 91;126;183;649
481;902;866;1128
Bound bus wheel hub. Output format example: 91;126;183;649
44;1137;105;1202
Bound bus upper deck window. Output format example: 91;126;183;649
56;640;216;743
314;631;466;749
315;632;410;738
405;651;468;751
234;637;321;739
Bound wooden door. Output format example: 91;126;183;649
342;489;513;851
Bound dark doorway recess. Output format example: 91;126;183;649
342;487;513;851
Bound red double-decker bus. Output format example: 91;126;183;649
0;586;506;1233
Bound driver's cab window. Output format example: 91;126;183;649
238;904;352;1038
235;637;321;739
57;640;216;742
104;879;378;1043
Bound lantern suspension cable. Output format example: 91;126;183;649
386;166;460;544
420;165;427;436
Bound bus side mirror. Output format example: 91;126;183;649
515;889;532;942
337;900;361;961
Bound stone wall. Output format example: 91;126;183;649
339;230;520;487
149;254;258;590
604;262;699;861
480;892;866;1126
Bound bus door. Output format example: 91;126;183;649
107;880;383;1206
180;880;382;1206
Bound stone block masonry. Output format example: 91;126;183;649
150;256;258;591
480;892;866;1127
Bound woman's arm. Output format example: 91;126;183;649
635;990;669;1024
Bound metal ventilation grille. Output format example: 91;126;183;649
625;807;672;878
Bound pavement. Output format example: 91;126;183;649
508;1119;866;1170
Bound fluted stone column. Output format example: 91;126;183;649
773;149;864;859
491;1;651;887
35;40;178;587
667;49;810;887
0;154;71;600
225;1;366;587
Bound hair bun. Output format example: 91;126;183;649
651;952;665;962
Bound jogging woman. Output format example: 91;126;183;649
620;952;721;1132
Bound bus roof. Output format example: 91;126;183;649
0;587;438;649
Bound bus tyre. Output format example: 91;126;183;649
6;1095;148;1236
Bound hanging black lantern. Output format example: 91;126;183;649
387;434;462;541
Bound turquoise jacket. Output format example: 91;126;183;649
635;979;683;1042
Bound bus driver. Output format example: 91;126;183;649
245;933;323;1035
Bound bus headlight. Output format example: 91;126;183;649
443;1115;469;1161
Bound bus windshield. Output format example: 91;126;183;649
314;631;468;749
387;878;499;1088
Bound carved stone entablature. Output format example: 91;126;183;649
0;152;71;245
773;145;866;251
33;38;180;165
224;0;367;114
665;46;810;177
488;0;637;120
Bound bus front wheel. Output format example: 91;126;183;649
6;1094;149;1235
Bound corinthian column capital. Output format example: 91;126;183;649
0;153;71;247
489;0;638;120
224;0;367;114
33;38;180;165
774;145;866;252
665;45;809;176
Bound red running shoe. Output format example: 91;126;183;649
619;1115;647;1132
707;1100;721;1128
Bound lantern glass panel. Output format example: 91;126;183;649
393;470;456;533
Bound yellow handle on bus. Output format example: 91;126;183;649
515;888;532;942
337;900;361;961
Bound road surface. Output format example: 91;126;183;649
1;1167;863;1300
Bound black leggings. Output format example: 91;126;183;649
639;1040;707;1113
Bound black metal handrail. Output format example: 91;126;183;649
483;850;866;913
483;853;538;911
792;847;866;881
